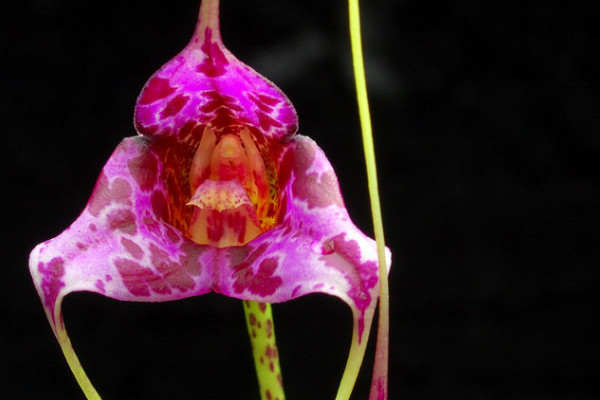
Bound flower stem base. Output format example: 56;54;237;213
243;301;285;400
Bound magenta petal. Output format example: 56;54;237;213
214;136;390;342
30;137;215;316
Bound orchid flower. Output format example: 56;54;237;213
29;0;390;399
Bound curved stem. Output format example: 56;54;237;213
53;299;101;399
335;308;376;400
347;0;390;399
243;301;285;400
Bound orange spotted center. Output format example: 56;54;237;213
186;126;271;247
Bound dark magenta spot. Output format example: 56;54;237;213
258;94;280;106
180;243;205;276
107;209;137;235
144;217;161;234
88;175;133;217
292;139;315;173
111;178;133;205
226;211;247;244
211;106;242;130
266;319;273;338
293;170;344;209
257;110;282;131
196;28;228;77
160;94;190;119
138;77;176;105
265;344;277;359
95;279;106;294
248;92;274;113
121;237;144;259
178;120;197;141
375;377;386;400
114;257;171;296
149;243;195;292
232;257;282;297
128;153;158;191
165;225;180;244
151;190;169;222
37;257;65;323
291;285;301;297
199;98;222;114
319;233;379;342
206;210;225;243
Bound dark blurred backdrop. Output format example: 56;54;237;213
1;0;598;399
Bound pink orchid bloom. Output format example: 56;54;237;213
29;0;390;398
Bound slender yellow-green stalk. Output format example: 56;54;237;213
335;308;376;400
243;301;285;400
54;302;101;399
336;0;390;399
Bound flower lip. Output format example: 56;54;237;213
185;181;263;248
186;136;265;249
186;125;275;247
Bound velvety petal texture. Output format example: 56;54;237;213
30;134;385;335
29;0;390;396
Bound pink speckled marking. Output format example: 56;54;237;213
375;377;387;400
114;258;171;297
37;257;65;323
197;28;228;77
121;237;144;260
233;257;282;297
95;279;106;294
320;233;379;341
128;152;158;191
107;209;137;235
149;243;195;292
161;94;190;119
138;77;176;105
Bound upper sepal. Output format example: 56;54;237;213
134;0;298;144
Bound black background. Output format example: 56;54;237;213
2;0;598;399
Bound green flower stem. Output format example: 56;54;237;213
348;0;390;399
243;301;285;400
335;308;376;400
53;299;101;399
